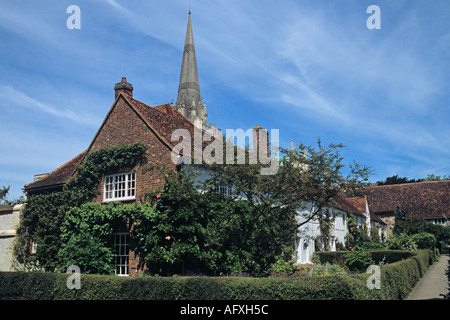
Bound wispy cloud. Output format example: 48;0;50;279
0;86;100;127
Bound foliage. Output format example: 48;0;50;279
317;209;335;251
394;205;406;222
345;215;370;249
394;216;450;250
387;233;418;251
361;242;385;250
57;230;115;275
13;143;148;272
369;226;382;244
206;138;372;237
11;259;46;273
13;191;70;271
314;249;415;266
343;246;374;272
59;202;157;274
0;250;435;300
422;174;450;181
0;185;9;202
141;167;292;276
376;173;449;186
268;258;297;275
411;232;437;250
376;175;422;186
0;185;24;205
64;142;147;206
15;138;372;276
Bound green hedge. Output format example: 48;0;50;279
0;250;436;300
313;250;416;265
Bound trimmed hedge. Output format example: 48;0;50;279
0;250;436;300
313;250;416;265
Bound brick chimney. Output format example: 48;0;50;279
252;125;269;156
114;77;133;99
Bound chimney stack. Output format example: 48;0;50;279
252;125;270;156
114;77;133;99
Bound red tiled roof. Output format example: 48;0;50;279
330;193;386;224
370;212;386;224
330;193;367;218
24;150;87;192
24;94;214;192
360;180;450;219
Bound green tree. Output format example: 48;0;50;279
142;167;272;275
207;138;372;237
376;175;421;186
0;185;10;202
147;138;372;274
422;174;450;181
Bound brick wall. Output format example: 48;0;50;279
89;96;176;203
87;95;177;274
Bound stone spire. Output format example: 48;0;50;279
175;10;208;129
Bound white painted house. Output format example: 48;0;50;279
294;194;386;264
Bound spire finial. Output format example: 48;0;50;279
189;6;191;15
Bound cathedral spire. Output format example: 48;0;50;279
175;9;207;129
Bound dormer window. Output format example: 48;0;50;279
104;172;136;202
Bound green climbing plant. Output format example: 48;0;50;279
13;142;148;272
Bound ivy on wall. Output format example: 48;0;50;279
58;202;157;274
65;142;147;206
317;209;335;251
13;142;148;272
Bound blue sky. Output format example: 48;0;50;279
1;0;449;200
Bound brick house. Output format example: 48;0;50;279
23;11;216;275
19;11;389;275
23;73;223;274
19;11;446;275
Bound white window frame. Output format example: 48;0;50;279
103;172;136;202
113;232;129;276
215;179;233;197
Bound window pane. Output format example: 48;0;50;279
104;172;136;201
113;233;129;276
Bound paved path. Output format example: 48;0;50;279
407;254;449;300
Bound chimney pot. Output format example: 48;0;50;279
114;77;133;99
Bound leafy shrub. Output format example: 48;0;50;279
439;241;450;254
57;230;115;275
268;258;295;275
313;250;414;266
387;233;418;251
361;242;385;250
343;246;373;272
411;232;437;250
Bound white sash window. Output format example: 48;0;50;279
104;172;136;202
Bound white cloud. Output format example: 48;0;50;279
0;86;100;127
